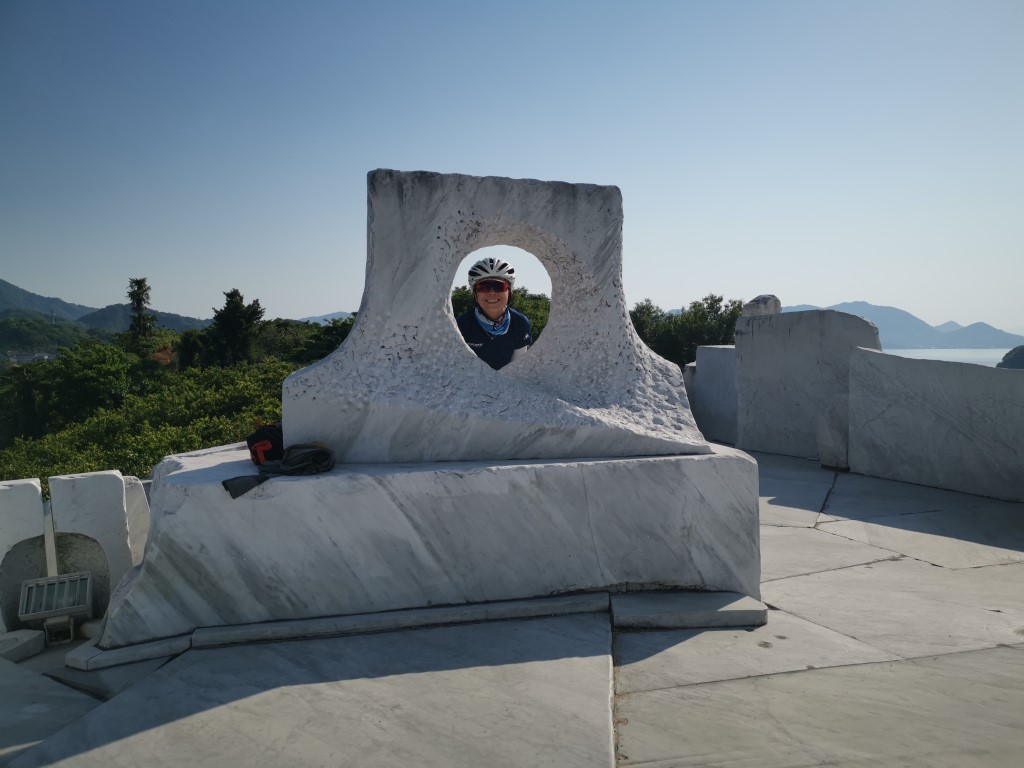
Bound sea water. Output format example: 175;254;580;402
884;348;1010;367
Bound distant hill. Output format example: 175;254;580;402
299;311;354;324
0;278;97;321
781;301;1024;349
0;309;95;353
77;304;211;333
935;321;963;333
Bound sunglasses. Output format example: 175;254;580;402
475;280;509;293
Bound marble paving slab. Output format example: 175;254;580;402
616;646;1024;767
761;558;1024;658
12;614;614;768
823;472;1000;520
759;525;899;582
750;451;834;484
758;477;834;527
614;609;898;693
45;657;171;701
0;659;99;768
820;504;1024;568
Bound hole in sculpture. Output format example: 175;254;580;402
452;246;553;368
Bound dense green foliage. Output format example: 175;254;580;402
0;311;96;353
1;278;739;488
629;294;744;368
0;360;293;486
997;345;1024;369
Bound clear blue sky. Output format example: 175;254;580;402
2;0;1022;332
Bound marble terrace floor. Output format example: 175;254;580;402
3;450;1023;767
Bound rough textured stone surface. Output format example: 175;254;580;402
735;309;880;466
689;345;737;444
0;480;43;632
48;471;131;614
99;444;759;649
849;347;1024;501
283;169;708;462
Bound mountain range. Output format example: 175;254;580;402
782;302;1024;349
1;279;1020;351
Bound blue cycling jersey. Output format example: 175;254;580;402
456;307;533;370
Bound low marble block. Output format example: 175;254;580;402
849;347;1024;501
0;479;45;632
65;635;191;671
193;593;609;648
0;630;44;662
98;444;759;649
48;471;133;611
611;591;766;629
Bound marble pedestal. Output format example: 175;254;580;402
98;444;759;649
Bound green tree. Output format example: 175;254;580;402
207;289;265;366
674;294;744;365
126;277;155;340
293;317;356;363
997;346;1024;370
630;294;744;369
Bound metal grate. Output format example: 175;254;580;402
18;572;93;623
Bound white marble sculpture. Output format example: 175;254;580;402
284;170;710;463
95;170;763;652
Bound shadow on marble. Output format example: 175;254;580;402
0;659;99;768
614;609;897;693
616;646;1024;767
759;526;899;582
750;451;832;483
11;614;614;768
820;504;1024;569
759;478;835;527
762;558;1024;658
823;472;1003;521
752;451;836;527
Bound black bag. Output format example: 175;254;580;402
246;423;284;465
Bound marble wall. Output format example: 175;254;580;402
688;345;737;445
735;308;880;467
849;348;1024;501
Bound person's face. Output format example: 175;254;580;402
474;279;510;321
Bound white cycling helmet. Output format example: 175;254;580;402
468;256;515;290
